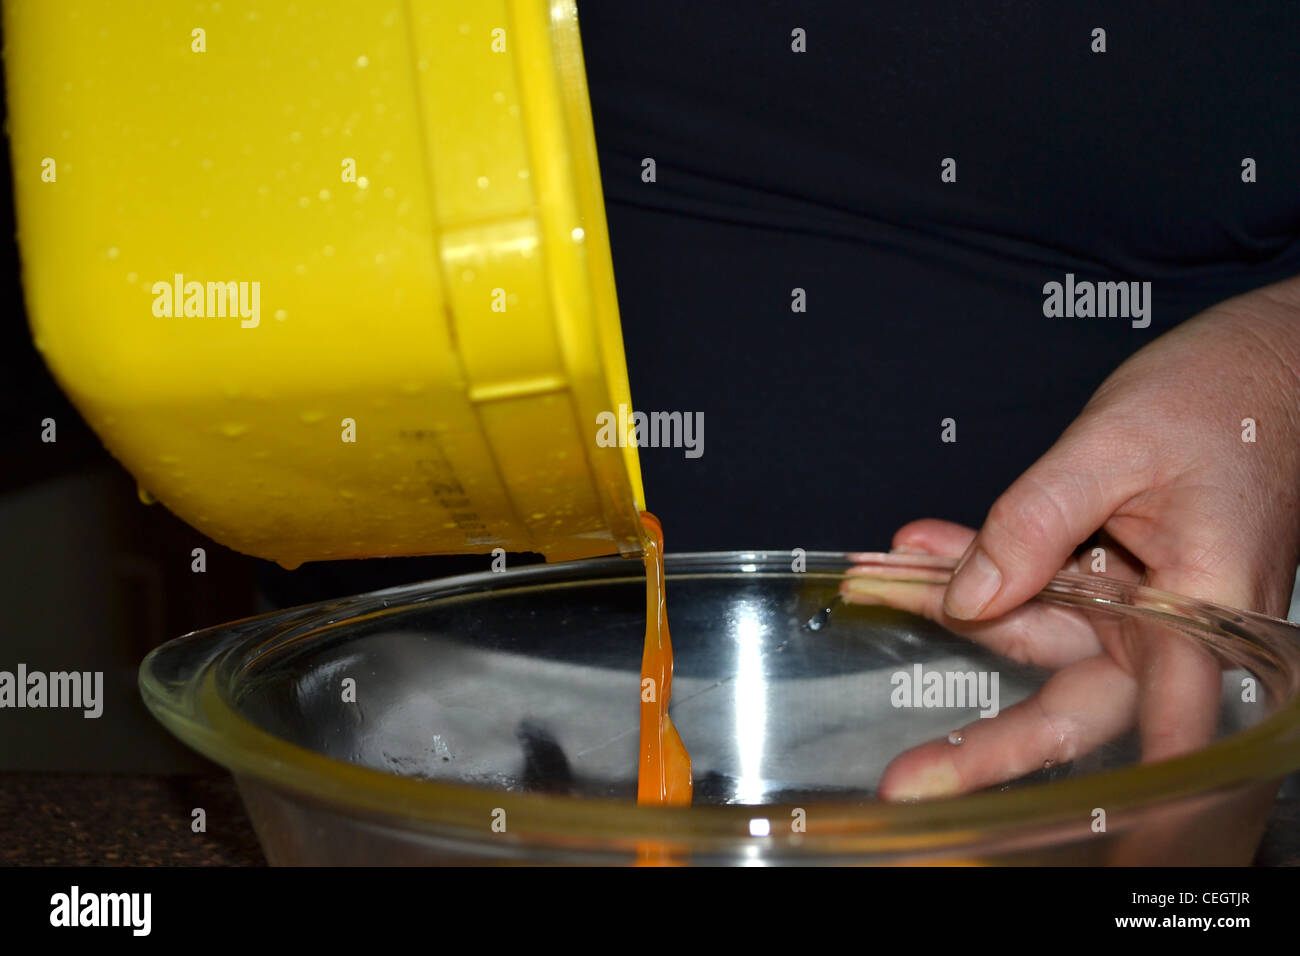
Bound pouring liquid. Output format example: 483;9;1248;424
635;512;693;861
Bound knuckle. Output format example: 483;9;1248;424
998;634;1035;666
986;479;1072;562
1019;476;1075;540
1034;699;1082;764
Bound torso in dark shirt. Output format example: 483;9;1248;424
577;0;1300;551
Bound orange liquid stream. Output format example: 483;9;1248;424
636;512;692;861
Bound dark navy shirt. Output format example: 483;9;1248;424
578;0;1300;552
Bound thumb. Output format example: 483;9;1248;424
944;421;1147;621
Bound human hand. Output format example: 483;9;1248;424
844;278;1300;799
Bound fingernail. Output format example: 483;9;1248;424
891;545;931;555
886;759;961;801
944;547;1001;620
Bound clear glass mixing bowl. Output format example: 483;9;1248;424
140;552;1300;864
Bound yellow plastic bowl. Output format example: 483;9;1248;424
5;0;645;566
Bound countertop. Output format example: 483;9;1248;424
0;773;265;866
2;772;1297;866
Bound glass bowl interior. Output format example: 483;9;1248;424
140;551;1300;864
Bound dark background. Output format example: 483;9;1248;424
2;1;1298;781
